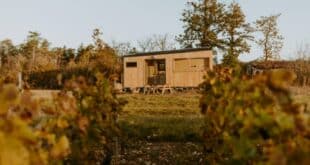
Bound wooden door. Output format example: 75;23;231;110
124;62;138;88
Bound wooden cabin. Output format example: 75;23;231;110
246;60;310;86
122;48;213;91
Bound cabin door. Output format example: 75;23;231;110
125;61;139;88
145;59;166;86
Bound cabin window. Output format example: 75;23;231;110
126;62;137;68
204;58;210;69
158;61;166;71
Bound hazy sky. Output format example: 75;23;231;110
0;0;309;61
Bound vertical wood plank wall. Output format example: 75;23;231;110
123;50;213;88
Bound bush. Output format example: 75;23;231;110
0;83;69;165
24;67;96;89
0;71;126;164
62;72;126;164
200;67;310;164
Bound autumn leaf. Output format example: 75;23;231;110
50;136;71;159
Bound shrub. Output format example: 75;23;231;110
62;72;126;164
0;83;70;165
200;67;310;164
24;67;97;89
0;71;126;164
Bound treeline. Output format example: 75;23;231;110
112;0;286;67
0;29;121;86
0;29;126;164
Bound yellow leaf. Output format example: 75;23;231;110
57;119;69;129
0;132;30;165
50;136;71;159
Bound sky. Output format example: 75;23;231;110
0;0;309;61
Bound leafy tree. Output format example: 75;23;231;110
89;29;121;79
19;31;59;72
255;14;284;61
21;31;41;60
0;39;18;68
178;0;253;66
61;47;76;67
75;44;94;65
221;3;253;67
50;47;66;69
177;0;225;49
92;28;109;51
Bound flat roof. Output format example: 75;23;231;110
123;47;211;58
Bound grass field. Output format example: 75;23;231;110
116;89;310;164
118;93;203;142
119;93;201;115
117;93;205;164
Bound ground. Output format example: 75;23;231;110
117;93;205;164
116;88;310;164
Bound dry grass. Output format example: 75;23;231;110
290;86;310;112
118;93;201;116
29;90;61;99
290;86;310;96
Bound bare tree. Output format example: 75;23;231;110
137;34;176;52
296;43;310;60
111;40;134;56
152;34;176;51
137;37;157;52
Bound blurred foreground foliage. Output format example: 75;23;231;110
0;73;125;164
200;67;310;164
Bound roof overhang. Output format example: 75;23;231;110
122;47;212;58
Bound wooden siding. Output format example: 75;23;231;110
123;50;213;88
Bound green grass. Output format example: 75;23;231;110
117;94;203;142
116;89;309;164
119;115;204;142
117;91;310;142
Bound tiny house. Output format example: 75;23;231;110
122;48;213;90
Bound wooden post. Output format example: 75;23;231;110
18;72;23;91
111;137;120;165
